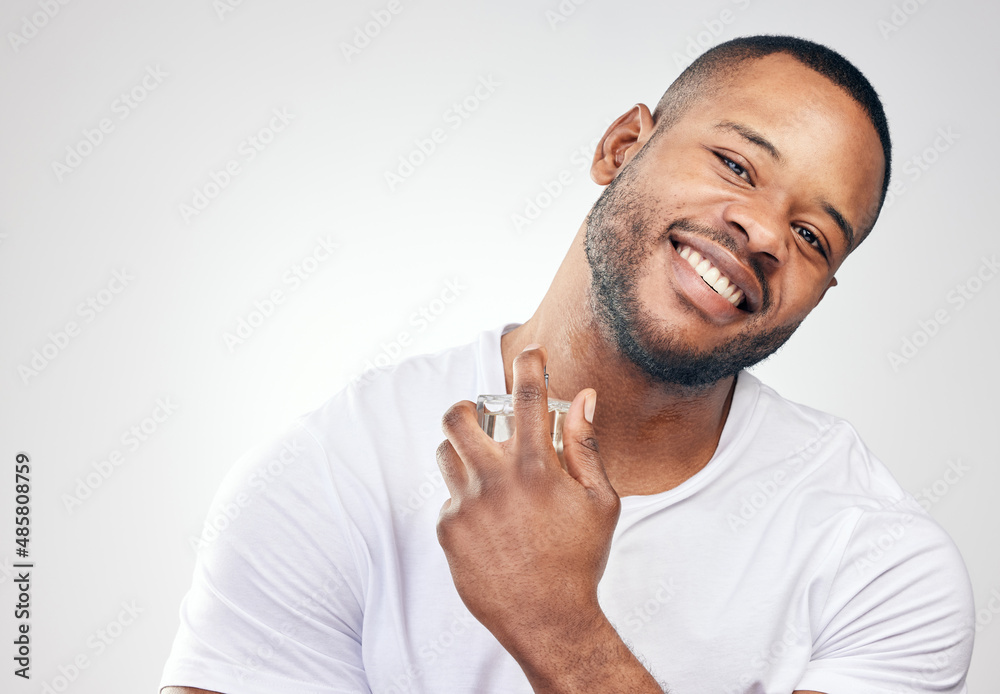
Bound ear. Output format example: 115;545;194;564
817;276;838;304
590;103;656;185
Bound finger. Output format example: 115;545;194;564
511;344;556;462
561;388;614;493
435;438;467;496
441;399;501;479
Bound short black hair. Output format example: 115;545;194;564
652;35;892;242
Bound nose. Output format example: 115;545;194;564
721;198;790;266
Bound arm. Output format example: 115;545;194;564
502;610;665;694
436;345;663;693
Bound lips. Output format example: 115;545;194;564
669;238;762;313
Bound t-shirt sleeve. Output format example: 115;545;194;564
159;422;372;694
796;504;975;694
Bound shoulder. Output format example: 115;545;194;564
297;331;486;460
737;377;975;690
738;372;912;507
734;373;972;587
193;331;488;549
802;492;975;692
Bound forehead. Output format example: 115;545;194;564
671;53;886;243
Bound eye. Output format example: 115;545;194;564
794;225;827;257
715;153;751;183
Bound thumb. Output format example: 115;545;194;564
562;388;611;491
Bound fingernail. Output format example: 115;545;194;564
584;390;597;424
522;343;541;352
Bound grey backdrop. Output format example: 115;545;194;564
0;0;997;691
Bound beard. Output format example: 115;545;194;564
583;163;801;390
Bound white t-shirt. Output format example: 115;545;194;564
160;323;975;694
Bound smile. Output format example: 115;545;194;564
674;243;747;309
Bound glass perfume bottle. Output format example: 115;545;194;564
476;369;572;465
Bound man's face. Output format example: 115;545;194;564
585;54;885;388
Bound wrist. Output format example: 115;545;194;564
501;605;664;694
503;606;617;685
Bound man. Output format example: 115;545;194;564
161;35;974;694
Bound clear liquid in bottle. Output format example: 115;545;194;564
476;394;572;466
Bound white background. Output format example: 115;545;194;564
0;0;996;691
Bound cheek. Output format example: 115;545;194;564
773;272;830;319
644;173;733;220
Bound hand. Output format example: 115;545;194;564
435;344;621;654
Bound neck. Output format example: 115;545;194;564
500;224;737;497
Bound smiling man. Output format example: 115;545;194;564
161;35;974;694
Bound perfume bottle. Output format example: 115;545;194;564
476;369;572;464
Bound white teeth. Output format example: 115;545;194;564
677;243;746;308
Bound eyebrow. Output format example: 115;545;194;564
714;120;856;252
714;121;782;161
820;200;855;251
